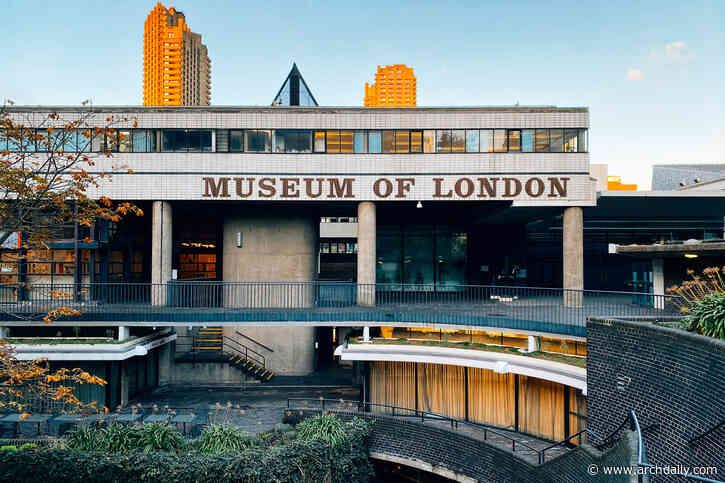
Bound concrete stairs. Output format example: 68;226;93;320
226;352;275;382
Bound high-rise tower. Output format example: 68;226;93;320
364;64;417;107
143;3;211;106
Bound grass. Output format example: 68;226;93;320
5;337;129;345
351;337;587;368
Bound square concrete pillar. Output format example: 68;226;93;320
118;326;130;341
563;207;584;307
357;202;376;306
151;201;173;306
652;258;665;310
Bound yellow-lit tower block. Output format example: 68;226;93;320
143;3;211;106
364;64;417;107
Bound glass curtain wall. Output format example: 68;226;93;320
376;225;468;292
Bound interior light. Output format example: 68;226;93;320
684;253;698;259
416;201;422;209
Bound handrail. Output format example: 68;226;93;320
223;336;265;367
287;397;549;464
235;330;274;353
689;419;725;446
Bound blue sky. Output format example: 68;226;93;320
2;0;722;188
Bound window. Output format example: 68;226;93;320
353;131;367;153
549;129;563;152
229;130;244;152
410;131;422;153
522;130;534;152
436;130;451;152
162;130;185;152
423;130;435;153
577;129;588;152
340;131;354;153
326;131;340;153
314;131;325;152
275;130;311;153
508;130;521;152
535;129;549;152
493;129;507;152
465;130;479;152
480;130;493;153
246;130;271;152
382;131;395;153
118;130;132;152
448;130;464;153
91;131;104;152
132;130;151;152
368;131;382;153
395;131;409;153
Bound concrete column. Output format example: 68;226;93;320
0;327;8;339
119;362;129;407
157;337;173;385
362;326;371;342
527;336;540;353
118;326;130;341
151;201;173;305
563;207;584;307
357;202;376;306
652;258;665;310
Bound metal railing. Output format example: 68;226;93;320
0;281;681;336
288;397;568;465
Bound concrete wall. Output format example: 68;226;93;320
223;326;316;376
221;210;318;375
164;360;246;385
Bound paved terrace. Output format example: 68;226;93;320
0;283;679;338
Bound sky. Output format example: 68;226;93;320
2;0;723;189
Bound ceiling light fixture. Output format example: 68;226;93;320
684;253;698;259
416;201;422;209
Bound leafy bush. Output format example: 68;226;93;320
67;423;184;453
136;423;185;453
685;291;725;339
197;424;255;455
0;443;36;451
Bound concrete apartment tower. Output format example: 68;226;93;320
364;64;417;107
143;3;211;106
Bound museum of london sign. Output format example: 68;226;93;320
201;175;572;201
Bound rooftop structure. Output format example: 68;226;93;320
272;63;318;107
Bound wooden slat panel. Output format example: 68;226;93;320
467;367;515;428
417;363;465;419
518;375;565;441
569;388;587;444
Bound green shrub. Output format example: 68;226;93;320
66;425;101;452
136;423;184;453
0;444;33;452
686;291;725;339
197;424;255;455
296;413;349;447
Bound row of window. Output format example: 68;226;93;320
0;128;588;153
320;242;358;254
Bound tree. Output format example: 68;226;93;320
0;101;142;415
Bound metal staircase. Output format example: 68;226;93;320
193;327;223;352
224;336;275;382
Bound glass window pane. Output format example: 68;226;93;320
340;131;354;153
404;226;434;289
577;129;588;152
451;130;465;152
480;130;493;153
246;130;271;152
162;130;185;152
395;131;409;153
132;130;149;152
326;131;340;153
118;130;132;152
215;130;229;152
314;131;326;152
465;130;479;152
377;228;402;285
368;131;382;153
493;129;507;152
382;131;395;153
508;130;521;152
563;129;577;152
423;130;435;153
91;130;104;152
274;130;286;153
549;129;563;152
353;131;367;153
230;130;244;152
522;130;534;152
77;129;92;152
535;129;549;152
410;131;422;153
187;130;209;152
436;130;451;152
436;230;467;289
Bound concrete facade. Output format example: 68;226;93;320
151;200;173;305
222;326;316;376
562;206;584;307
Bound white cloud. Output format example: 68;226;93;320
663;41;695;63
626;68;643;81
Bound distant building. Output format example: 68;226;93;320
143;3;211;106
606;176;637;191
272;63;318;107
652;164;725;190
364;64;417;107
